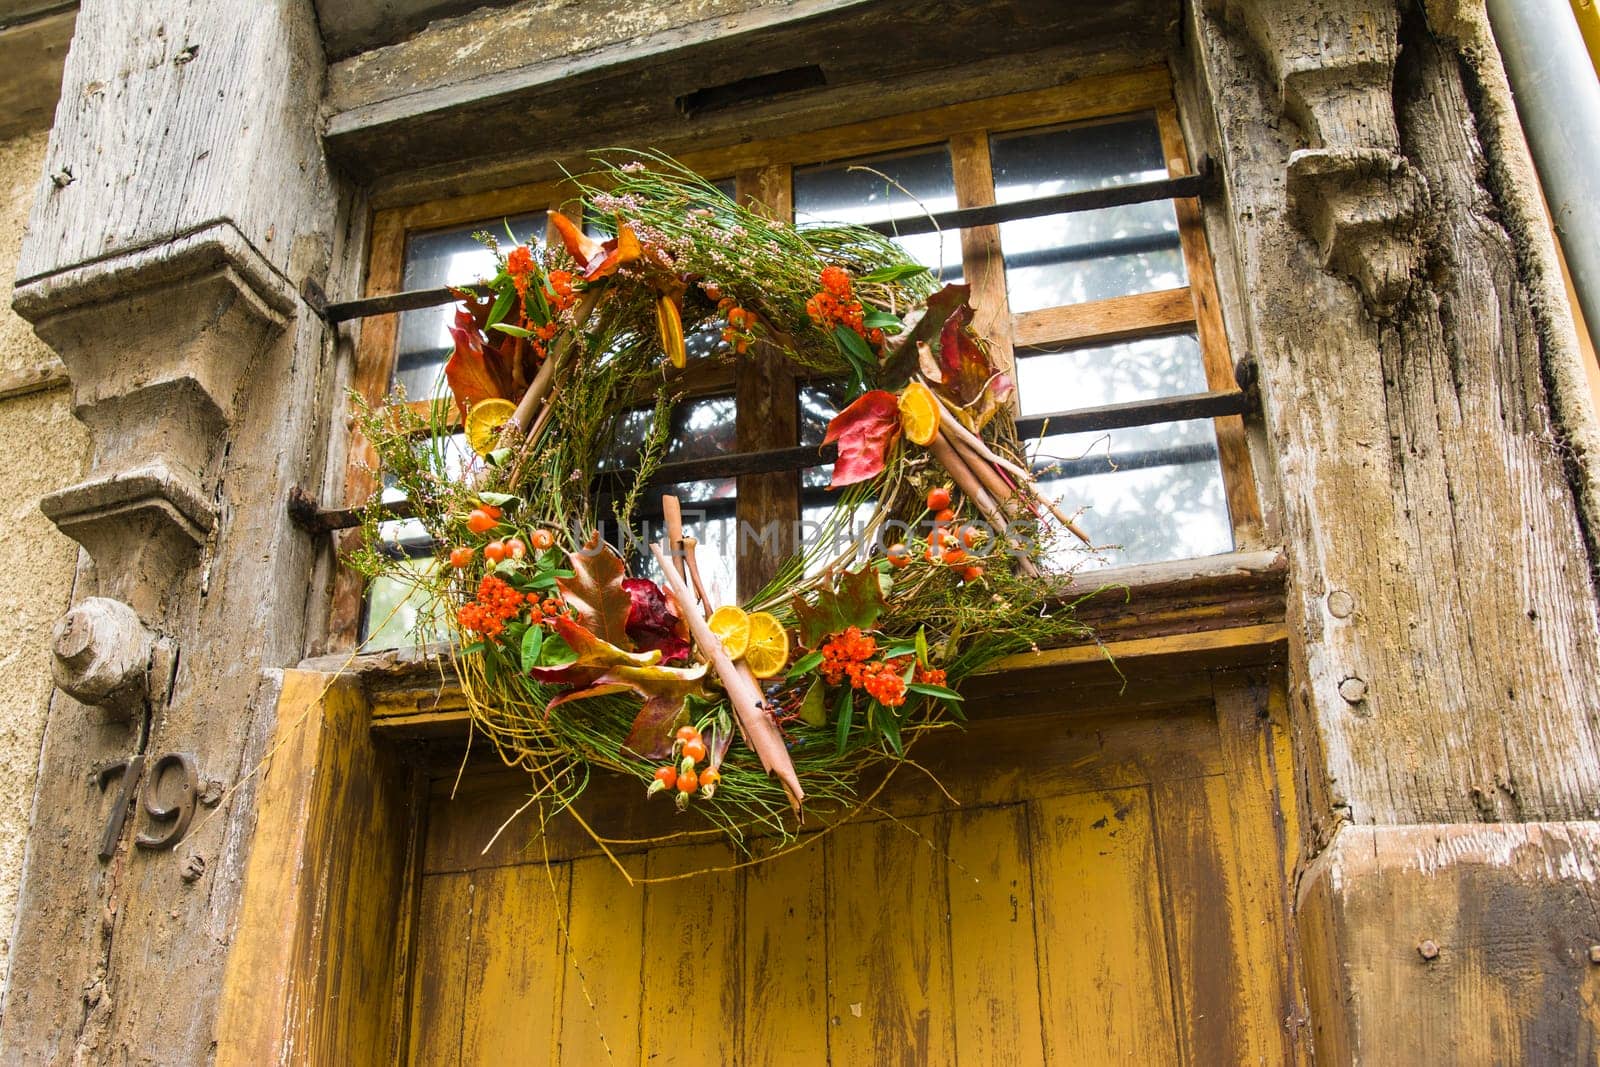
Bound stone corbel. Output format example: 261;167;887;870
14;223;298;620
1222;0;1428;314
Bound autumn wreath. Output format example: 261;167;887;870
354;156;1092;854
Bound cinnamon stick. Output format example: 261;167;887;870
505;288;603;437
649;541;804;813
933;391;1091;546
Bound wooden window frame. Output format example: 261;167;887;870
328;66;1263;649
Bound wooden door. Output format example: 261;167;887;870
398;668;1304;1065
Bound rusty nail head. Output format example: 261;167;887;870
1418;939;1440;961
180;854;206;883
1588;945;1600;965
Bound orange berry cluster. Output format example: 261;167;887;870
885;486;985;582
719;300;755;355
457;574;526;639
529;269;578;362
648;725;722;809
819;626;908;707
806;266;884;350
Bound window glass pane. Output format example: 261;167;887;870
794;146;962;283
1016;333;1206;413
393;211;547;399
625;479;738;608
1027;418;1232;569
992;117;1185;312
363;432;476;649
606;395;738;606
798;381;878;565
365;557;449;650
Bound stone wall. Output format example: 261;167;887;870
0;126;85;981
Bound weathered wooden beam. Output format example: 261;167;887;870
322;0;1176;187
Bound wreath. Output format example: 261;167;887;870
355;155;1093;854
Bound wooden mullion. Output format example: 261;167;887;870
733;165;800;601
950;130;1014;387
327;207;407;649
1012;287;1198;350
1156;104;1264;540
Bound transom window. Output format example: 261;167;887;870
336;68;1261;649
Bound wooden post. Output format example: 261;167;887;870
1188;0;1600;1052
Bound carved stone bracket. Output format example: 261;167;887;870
1222;0;1428;314
14;223;298;617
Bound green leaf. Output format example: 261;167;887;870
461;641;485;656
833;323;876;365
834;687;855;757
786;649;824;680
520;625;544;670
878;705;904;756
478;492;519;506
525;277;551;321
863;309;903;331
533;632;577;669
791;564;887;648
858;263;931;284
915;626;929;667
490;323;534;337
880;642;917;660
486;448;513;468
800;678;827;727
908;682;964;702
486;286;514;329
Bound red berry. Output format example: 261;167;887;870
677;769;699;794
484;540;507;563
926;487;952;512
480;503;503;520
466;509;496;534
961;565;984;582
531;529;554;551
448;546;473;569
682;738;707;763
675;725;701;743
934;508;957;525
654;766;677;787
886;543;911;568
505;537;527;560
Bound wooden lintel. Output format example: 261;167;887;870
345;549;1287;739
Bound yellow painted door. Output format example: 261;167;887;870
402;671;1302;1065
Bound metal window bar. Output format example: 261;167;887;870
313;159;1213;324
289;388;1248;534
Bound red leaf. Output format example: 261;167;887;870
443;301;518;417
822;389;901;488
935;301;1013;411
622;577;691;665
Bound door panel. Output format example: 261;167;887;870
401;676;1300;1065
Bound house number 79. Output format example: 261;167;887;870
94;753;202;860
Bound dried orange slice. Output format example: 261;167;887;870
707;605;751;660
464;398;518;456
744;611;790;679
899;380;940;446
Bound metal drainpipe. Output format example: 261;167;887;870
1485;0;1600;342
